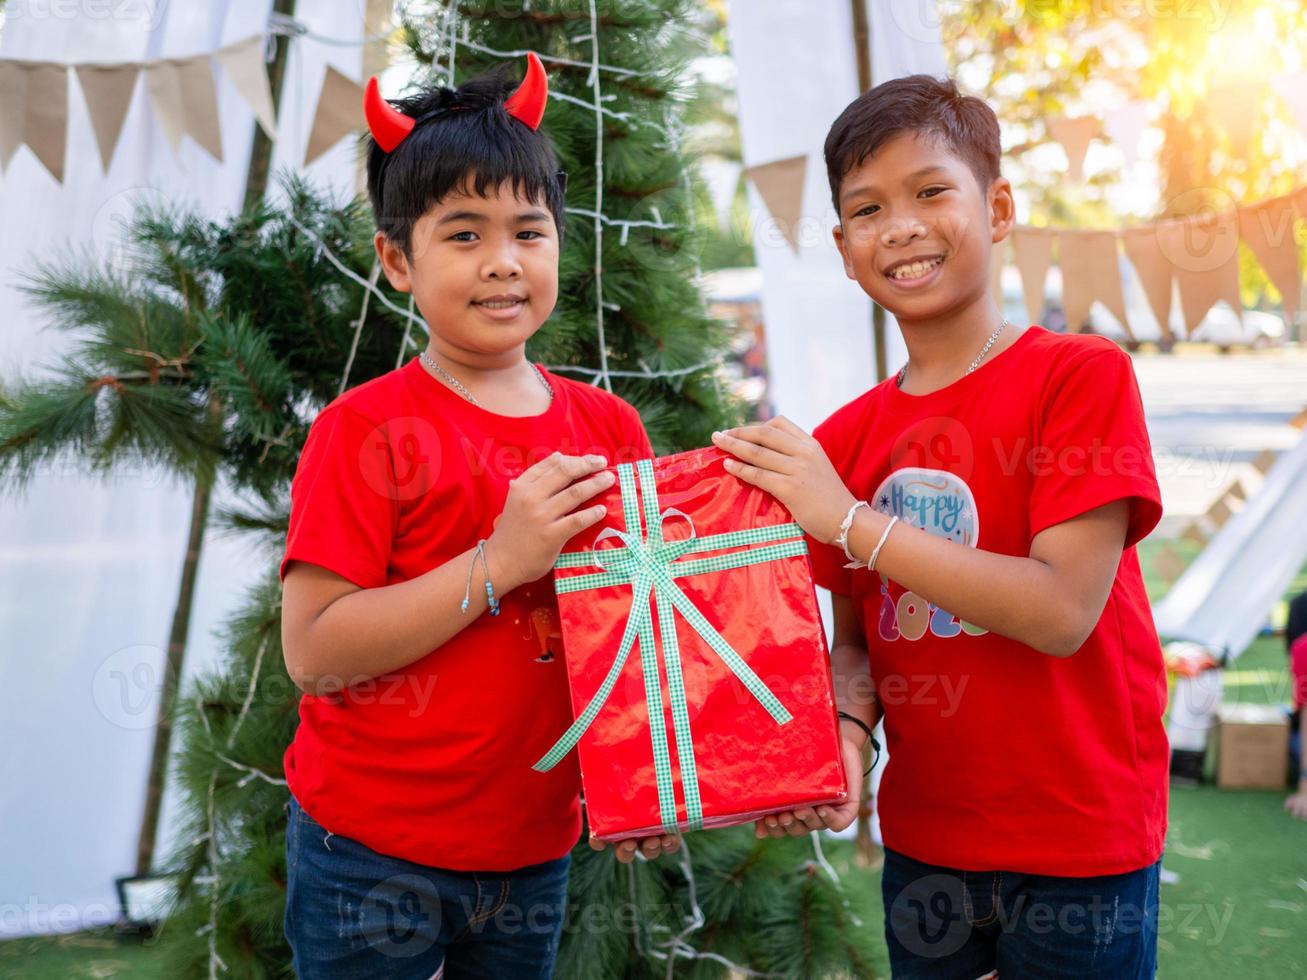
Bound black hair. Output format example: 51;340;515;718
823;74;1001;217
365;65;567;258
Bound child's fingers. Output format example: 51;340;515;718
711;430;790;473
560;503;609;538
547;468;616;518
530;452;609;495
588;835;609;852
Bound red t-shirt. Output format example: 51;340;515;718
279;358;653;872
1291;634;1307;710
810;325;1168;877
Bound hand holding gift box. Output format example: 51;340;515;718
533;446;849;841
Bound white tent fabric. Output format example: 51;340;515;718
0;3;363;938
726;0;947;434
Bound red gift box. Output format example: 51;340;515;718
533;446;847;841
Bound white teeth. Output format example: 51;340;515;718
888;256;944;280
479;300;523;309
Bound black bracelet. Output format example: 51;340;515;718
837;711;882;777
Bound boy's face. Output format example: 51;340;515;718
375;178;560;359
832;132;1013;323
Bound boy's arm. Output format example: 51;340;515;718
713;418;1130;658
282;452;614;696
830;592;881;740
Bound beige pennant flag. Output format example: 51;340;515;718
1180;522;1209;549
1208;81;1265;156
177;55;223;162
0;62;28;171
306;65;366;166
1206;497;1233;528
1048;116;1098;182
144;60;186;153
1122;226;1176;342
744;154;807;253
1250;448;1277;474
1103;101;1149;169
74;63;140;172
1226;480;1246;502
215;35;277;140
1156;211;1242;336
21;62;70;183
1058;230;1131;338
1238;196;1300;325
1010;226;1054;324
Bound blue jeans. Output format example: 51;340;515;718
881;847;1159;979
284;796;570;979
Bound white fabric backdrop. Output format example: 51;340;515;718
0;1;364;937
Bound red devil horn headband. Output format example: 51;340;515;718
364;51;548;153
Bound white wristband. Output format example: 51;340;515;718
867;515;899;572
836;501;869;568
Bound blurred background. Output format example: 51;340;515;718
1;1;1305;977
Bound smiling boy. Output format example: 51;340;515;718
278;57;674;979
713;75;1167;979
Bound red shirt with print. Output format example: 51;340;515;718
280;358;653;872
809;325;1167;877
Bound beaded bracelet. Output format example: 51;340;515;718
461;538;501;616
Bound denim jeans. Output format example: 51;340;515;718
284;796;570;979
881;847;1159;979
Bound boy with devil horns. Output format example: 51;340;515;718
279;54;674;979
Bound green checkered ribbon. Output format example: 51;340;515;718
532;457;805;833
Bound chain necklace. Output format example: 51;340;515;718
896;317;1009;390
419;349;554;408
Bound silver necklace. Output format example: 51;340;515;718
896;317;1009;390
419;349;554;408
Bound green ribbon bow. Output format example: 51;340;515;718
533;456;808;833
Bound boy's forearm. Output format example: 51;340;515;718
294;543;524;695
845;508;1080;656
831;640;880;745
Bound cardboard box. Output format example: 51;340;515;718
1215;704;1289;789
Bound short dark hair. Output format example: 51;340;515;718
365;65;566;258
823;74;1001;216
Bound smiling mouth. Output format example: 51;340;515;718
474;298;525;310
885;255;945;281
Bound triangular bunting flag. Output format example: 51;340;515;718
215;35;277;140
1250;448;1277;474
1058;230;1132;338
23;63;69;183
1156;211;1242;337
1237;196;1300;326
1048;116;1098;181
1103;102;1149;169
177;55;223;162
74;63;140;172
144;60;186;153
1122;226;1176;342
1010;226;1053;324
0;62;29;171
744;154;807;253
305;65;366;166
